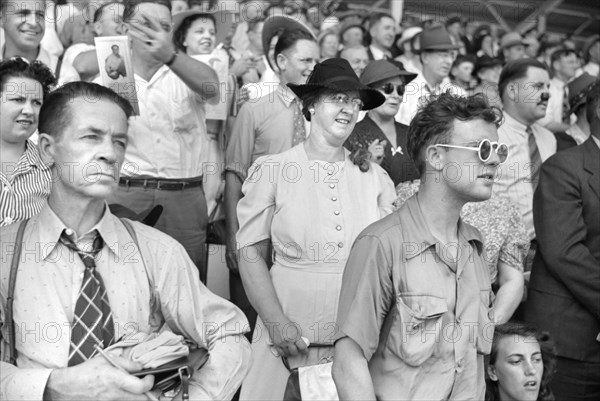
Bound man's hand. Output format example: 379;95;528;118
265;316;309;358
44;354;154;400
368;139;387;164
128;15;176;66
230;55;257;78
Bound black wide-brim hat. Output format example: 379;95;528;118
287;58;385;111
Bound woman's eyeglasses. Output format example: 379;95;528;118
378;83;405;96
434;139;509;163
327;94;364;111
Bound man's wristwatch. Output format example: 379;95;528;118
165;49;178;67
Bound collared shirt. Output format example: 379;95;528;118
593;135;600;149
335;195;491;400
369;45;391;60
225;84;309;181
493;112;557;239
124;63;208;179
396;72;466;125
566;123;590;145
0;140;52;227
0;204;251;400
538;76;567;127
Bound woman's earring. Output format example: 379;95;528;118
309;108;315;114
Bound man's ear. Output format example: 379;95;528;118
119;22;128;35
487;364;498;381
93;21;102;36
38;133;56;167
425;144;444;171
275;52;287;72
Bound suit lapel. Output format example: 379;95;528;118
582;138;600;199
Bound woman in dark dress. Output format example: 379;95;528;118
344;60;420;185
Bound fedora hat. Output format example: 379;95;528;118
567;73;598;115
287;58;385;110
109;204;164;227
360;59;417;86
262;15;317;70
419;25;460;51
172;10;235;49
500;32;525;49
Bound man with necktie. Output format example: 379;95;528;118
0;82;251;400
493;58;557;272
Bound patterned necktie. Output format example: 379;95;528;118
60;230;115;366
562;85;570;123
527;126;542;192
292;98;307;146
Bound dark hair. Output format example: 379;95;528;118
586;80;600;125
0;58;56;99
365;12;395;32
173;13;217;52
274;28;316;69
498;58;549;101
122;0;171;23
450;54;475;80
38;82;134;137
407;92;503;176
486;322;556;401
93;1;121;23
0;0;46;13
550;47;576;66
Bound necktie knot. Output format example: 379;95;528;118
60;230;104;270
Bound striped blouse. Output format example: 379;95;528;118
0;140;52;227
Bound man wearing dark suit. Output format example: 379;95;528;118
523;82;600;401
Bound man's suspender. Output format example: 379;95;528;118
5;218;145;366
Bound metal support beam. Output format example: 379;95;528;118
573;17;599;36
516;0;564;33
474;0;511;31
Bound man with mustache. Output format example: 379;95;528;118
493;58;556;271
0;81;251;400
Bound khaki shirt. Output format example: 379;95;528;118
335;195;493;400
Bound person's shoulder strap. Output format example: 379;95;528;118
119;218;156;293
6;219;29;365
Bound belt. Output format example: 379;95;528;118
119;177;203;191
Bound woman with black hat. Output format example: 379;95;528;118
345;59;420;185
235;58;395;400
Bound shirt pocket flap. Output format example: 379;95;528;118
402;294;448;320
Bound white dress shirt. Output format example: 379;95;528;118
124;63;208;178
493;113;557;239
0;204;251;400
396;72;466;125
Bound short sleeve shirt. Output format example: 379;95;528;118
335;195;493;400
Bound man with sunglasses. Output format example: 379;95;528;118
333;93;506;400
345;60;420;185
396;25;465;126
104;0;220;283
